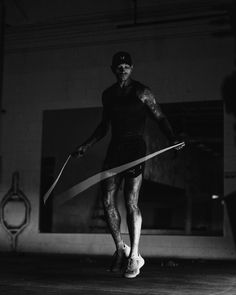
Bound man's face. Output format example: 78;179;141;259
113;63;133;82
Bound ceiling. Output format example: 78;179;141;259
3;0;231;27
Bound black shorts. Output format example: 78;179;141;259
102;137;146;191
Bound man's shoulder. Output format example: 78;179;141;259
102;83;117;96
132;80;150;95
132;80;149;92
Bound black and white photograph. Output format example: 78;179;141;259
0;0;236;294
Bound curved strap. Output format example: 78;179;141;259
53;142;185;207
43;155;71;204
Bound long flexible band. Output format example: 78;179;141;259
48;142;184;207
43;154;71;204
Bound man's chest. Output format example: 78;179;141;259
107;88;145;114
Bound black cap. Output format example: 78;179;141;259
112;51;133;68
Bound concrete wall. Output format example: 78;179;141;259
0;17;236;258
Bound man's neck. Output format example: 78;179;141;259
118;78;132;88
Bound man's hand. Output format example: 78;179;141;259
171;140;185;151
71;144;90;158
174;141;185;151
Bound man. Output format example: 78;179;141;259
72;51;184;278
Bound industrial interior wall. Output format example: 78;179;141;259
0;22;236;258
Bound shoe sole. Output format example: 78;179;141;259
124;256;145;279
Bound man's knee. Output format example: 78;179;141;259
102;192;117;213
103;195;112;210
126;200;141;216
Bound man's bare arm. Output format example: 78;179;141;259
139;88;176;142
71;109;110;157
83;113;110;147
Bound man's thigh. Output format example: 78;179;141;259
101;173;123;193
124;173;143;202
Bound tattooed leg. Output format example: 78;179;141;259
102;175;125;250
124;174;143;258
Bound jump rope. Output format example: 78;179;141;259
43;141;185;207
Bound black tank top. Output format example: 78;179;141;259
102;80;148;141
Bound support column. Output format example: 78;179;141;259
0;0;5;162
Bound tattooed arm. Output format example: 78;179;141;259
139;88;177;143
83;108;110;146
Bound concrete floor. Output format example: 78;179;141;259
0;253;236;295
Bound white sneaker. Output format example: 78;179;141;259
124;254;145;278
